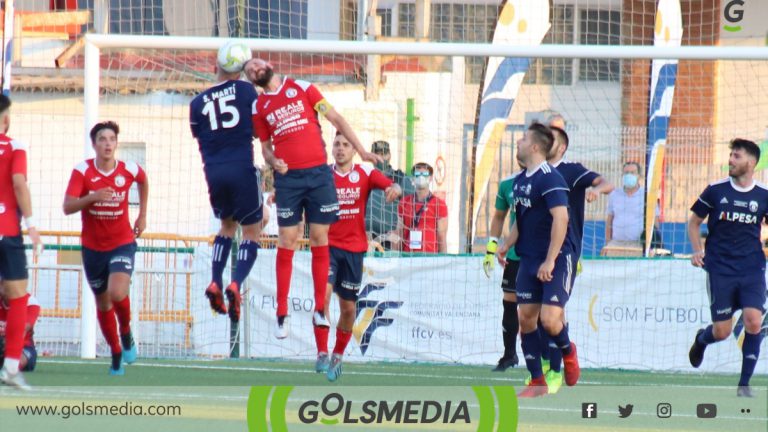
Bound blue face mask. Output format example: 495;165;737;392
622;173;639;188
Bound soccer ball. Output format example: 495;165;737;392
217;40;252;73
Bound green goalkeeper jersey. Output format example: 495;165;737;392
495;173;520;261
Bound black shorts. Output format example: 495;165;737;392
82;242;137;295
0;235;28;281
501;259;520;294
274;165;339;226
328;247;364;301
204;162;263;225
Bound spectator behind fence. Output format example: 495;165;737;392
395;162;448;253
603;161;662;256
365;140;414;249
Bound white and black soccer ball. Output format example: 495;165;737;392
217;40;252;73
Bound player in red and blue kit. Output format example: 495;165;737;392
497;123;580;398
190;45;263;322
319;132;401;380
244;58;382;342
688;139;768;397
0;95;43;390
64;121;148;376
533;124;613;393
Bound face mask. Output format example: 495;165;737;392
413;176;430;189
375;161;390;171
622;173;639;189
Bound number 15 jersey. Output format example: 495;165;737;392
190;79;258;166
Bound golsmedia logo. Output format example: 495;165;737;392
247;386;518;431
297;392;469;425
723;0;744;32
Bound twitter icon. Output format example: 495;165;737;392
618;404;634;418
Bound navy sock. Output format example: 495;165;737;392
549;322;568;372
549;336;563;372
538;325;550;361
520;330;543;379
739;332;762;387
233;240;259;286
696;325;717;346
211;235;233;287
551;325;572;356
502;301;518;358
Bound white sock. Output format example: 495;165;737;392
4;358;20;374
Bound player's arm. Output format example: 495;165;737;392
688;212;706;267
10;145;42;255
483;209;509;277
371;169;401;202
539;205;569;282
260;138;288;174
134;172;148;238
587;176;614;203
322;108;383;165
496;220;519;266
63;169;112;215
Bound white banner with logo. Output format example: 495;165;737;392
191;249;767;374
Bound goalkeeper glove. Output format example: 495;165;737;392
483;238;499;278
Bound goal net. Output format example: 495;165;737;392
6;0;767;374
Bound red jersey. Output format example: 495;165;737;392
253;77;329;169
398;194;448;253
0;134;27;236
65;159;146;251
329;164;393;253
0;294;40;347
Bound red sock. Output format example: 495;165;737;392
113;296;132;336
314;325;329;354
96;307;122;354
333;328;352;355
4;294;29;363
311;246;330;312
276;247;294;317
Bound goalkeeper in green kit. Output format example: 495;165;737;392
483;172;521;371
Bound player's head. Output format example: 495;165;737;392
728;138;760;178
622;161;642;189
90;121;120;160
517;122;554;164
548;126;569;161
546;112;566;130
0;94;11;133
244;58;275;88
332;131;356;166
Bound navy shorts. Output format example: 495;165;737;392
82;242;137;295
204;162;263;225
516;252;575;307
706;270;767;322
274;165;339;227
0;235;28;281
22;345;36;372
328;247;364;301
501;259;520;294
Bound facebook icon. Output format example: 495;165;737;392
582;403;598;418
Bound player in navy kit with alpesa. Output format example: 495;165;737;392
532;125;613;393
688;139;767;397
190;44;263;322
497;123;581;398
244;58;381;344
